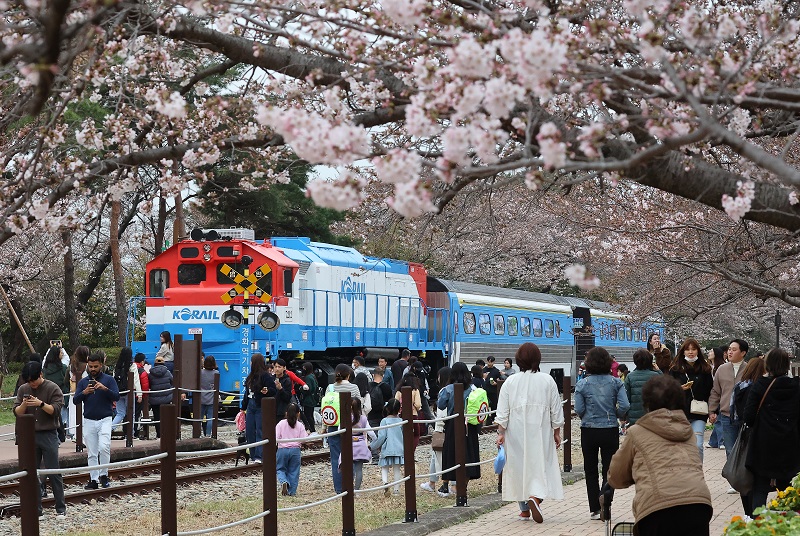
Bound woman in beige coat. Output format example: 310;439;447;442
608;374;712;535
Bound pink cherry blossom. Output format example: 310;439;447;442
536;122;567;170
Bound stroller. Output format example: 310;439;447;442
600;483;634;536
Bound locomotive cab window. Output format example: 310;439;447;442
545;319;555;338
454;312;459;334
478;313;491;335
463;312;476;334
494;314;505;335
283;269;293;297
520;317;531;337
149;269;169;297
508;316;518;336
532;318;543;337
178;264;206;285
555;320;561;337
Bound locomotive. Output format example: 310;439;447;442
127;229;663;407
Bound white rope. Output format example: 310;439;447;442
0;431;16;439
416;464;460;480
463;409;497;417
465;455;499;468
354;420;407;432
140;388;176;394
176;508;271;535
0;395;16;401
178;387;218;394
415;413;461;424
38;452;168;475
175;438;270;458
276;492;347;512
310;428;348;439
219;390;242;397
217;417;238;423
354;476;410;494
136;419;162;425
178;417;212;423
0;470;27;483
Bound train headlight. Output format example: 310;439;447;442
221;307;243;329
257;310;280;332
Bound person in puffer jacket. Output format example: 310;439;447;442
147;356;174;438
608;375;712;535
624;349;661;425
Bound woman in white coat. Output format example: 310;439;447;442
495;342;564;523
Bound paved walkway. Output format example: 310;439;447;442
427;442;740;536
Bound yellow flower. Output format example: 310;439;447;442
771;499;779;508
778;490;785;499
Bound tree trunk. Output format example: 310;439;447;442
62;229;79;350
110;200;127;346
173;191;186;246
156;191;167;253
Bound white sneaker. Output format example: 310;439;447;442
420;482;435;492
590;511;601;520
719;445;726;450
727;487;738;494
704;442;715;449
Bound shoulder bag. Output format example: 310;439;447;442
689;381;709;416
722;378;777;495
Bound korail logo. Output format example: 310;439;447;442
172;308;220;321
341;277;366;302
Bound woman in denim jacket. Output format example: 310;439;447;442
575;346;630;521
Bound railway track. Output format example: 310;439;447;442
0;424;497;517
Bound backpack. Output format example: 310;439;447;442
114;368;128;392
320;390;341;427
466;386;490;425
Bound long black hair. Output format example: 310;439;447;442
43;346;62;369
449;362;471;388
115;347;133;376
286;403;300;428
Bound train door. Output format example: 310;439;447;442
573;307;594;381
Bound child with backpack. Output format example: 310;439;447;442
369;398;405;497
276;404;307;496
344;398;376;490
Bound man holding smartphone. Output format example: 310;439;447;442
73;352;119;489
14;361;66;517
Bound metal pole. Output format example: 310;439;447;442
262;397;277;536
339;391;355;536
17;414;39;535
562;376;572;472
212;373;220;439
160;404;178;536
454;383;467;507
401;386;418;522
126;371;135;448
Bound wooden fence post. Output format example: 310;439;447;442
160;404;178;536
453;383;467;507
173;334;183;441
17;414;39;536
262;397;277;536
562;376;572;472
401;386;417;522
339;391;355;536
75;400;84;453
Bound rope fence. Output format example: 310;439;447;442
38;452;168;476
175;438;270;458
353;476;410;494
276;491;348;513
174;509;271;536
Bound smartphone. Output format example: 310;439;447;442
89;379;97;387
24;394;32;399
50;340;62;348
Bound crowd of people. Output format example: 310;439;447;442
14;331;800;532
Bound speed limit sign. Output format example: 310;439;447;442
321;405;338;426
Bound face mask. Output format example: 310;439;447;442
685;357;698;363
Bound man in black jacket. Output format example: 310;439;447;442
483;356;502;424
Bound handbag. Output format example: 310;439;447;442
431;431;445;451
689;384;709;415
721;378;777;494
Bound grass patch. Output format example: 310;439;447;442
0;372;19;426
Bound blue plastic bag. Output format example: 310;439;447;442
494;445;506;475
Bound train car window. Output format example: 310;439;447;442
149;269;169;297
508;316;518;336
283;269;293;297
532;318;543;337
463;312;476;334
178;263;206;285
494;315;505;335
626;327;633;341
609;325;617;340
640;328;647;341
479;314;491;335
634;329;640;342
454;312;459;334
617;326;625;340
180;247;199;258
520;317;531;337
545;319;555;338
555;320;561;337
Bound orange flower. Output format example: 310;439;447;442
731;516;743;523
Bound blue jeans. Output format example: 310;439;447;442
708;419;723;447
327;426;342;493
720;414;740;458
277;447;302;495
690;419;705;461
61;394;70;437
112;394;127;428
201;404;214;437
246;399;263;461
